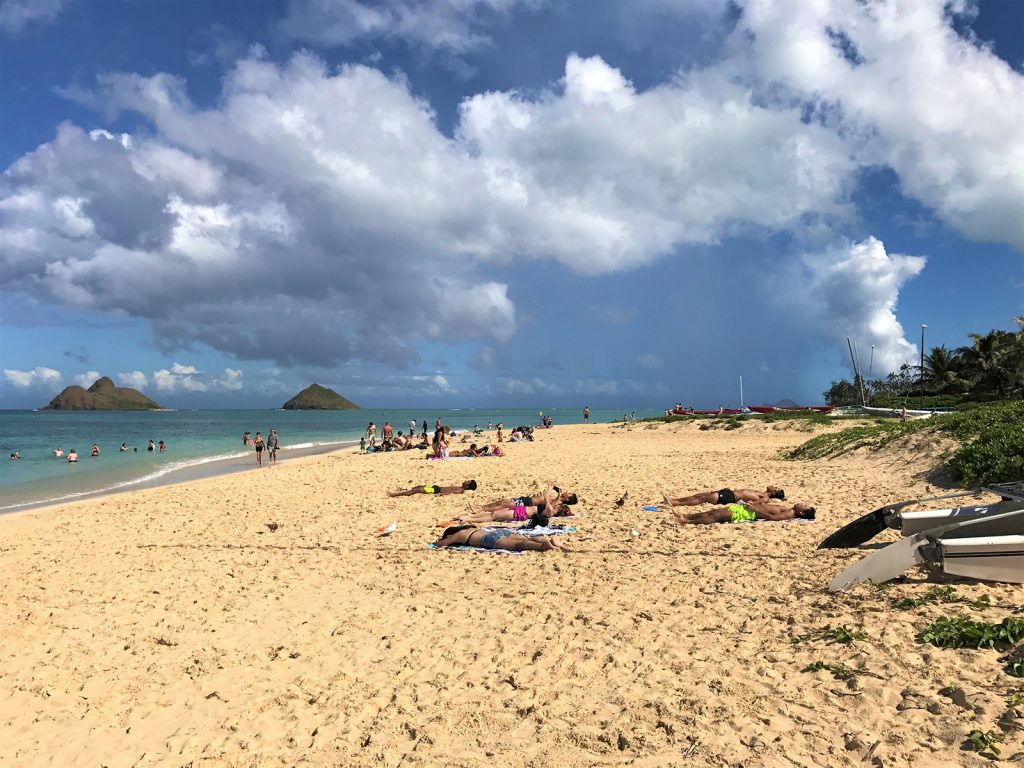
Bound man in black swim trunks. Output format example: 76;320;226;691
387;480;478;497
663;485;785;507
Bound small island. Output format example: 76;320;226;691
282;383;360;410
43;376;162;410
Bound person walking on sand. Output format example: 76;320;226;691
673;501;815;525
433;524;567;552
388;480;477;497
266;428;279;464
583;405;590;424
253;431;265;466
663;486;786;507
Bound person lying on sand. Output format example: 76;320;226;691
672;501;815;525
663;485;785;507
387;480;478;497
476;486;577;513
433;524;566;552
452;495;571;525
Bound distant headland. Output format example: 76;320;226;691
43;376;162;410
282;384;360;410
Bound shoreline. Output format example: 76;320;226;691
0;439;359;516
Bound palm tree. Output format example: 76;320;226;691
957;330;1018;398
922;345;964;394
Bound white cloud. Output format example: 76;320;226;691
492;377;561;395
789;236;925;376
116;370;148;389
3;366;61;388
637;353;663;371
213;368;244;391
735;0;1024;249
73;370;101;387
0;0;67;33
279;0;536;53
153;363;208;393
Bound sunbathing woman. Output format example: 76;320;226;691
673;500;815;525
477;487;578;513
663;485;785;507
452;498;571;525
387;480;477;497
433;524;566;552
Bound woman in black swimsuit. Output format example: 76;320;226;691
253;432;265;467
434;524;565;552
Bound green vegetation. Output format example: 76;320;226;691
789;400;1024;486
823;320;1024;407
920;616;1024;650
43;376;161;411
801;661;857;680
892;586;990;611
965;729;1004;758
281;383;360;410
792;625;869;645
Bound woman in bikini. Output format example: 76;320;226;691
476;487;578;513
433;524;566;552
449;498;571;525
387;480;478;497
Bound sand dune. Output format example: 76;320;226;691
1;421;1020;767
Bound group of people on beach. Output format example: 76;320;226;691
388;481;578;552
359;418;522;459
242;430;279;467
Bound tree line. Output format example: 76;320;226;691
824;318;1024;406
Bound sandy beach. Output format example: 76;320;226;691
1;420;1020;767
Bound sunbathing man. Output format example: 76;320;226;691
387;480;477;497
433;524;566;552
663;485;785;507
673;500;815;525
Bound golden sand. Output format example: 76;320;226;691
1;421;1020;767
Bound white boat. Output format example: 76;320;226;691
829;508;1024;590
858;405;935;419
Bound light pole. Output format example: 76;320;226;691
919;324;927;399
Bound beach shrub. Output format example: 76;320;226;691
802;661;857;680
789;401;1024;485
966;729;1004;757
791;625;869;645
920;616;1024;650
892;586;990;611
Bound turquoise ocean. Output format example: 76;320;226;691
0;407;660;512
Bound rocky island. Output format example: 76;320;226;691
43;376;162;410
282;383;360;410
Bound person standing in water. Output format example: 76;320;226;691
253;432;265;466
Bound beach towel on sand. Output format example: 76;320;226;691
428;543;525;555
494;525;576;536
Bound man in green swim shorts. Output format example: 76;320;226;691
387;480;478;497
672;500;815;525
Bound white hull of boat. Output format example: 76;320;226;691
940;535;1024;583
859;406;935;419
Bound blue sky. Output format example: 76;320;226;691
1;0;1021;409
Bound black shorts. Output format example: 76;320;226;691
716;488;736;505
255;446;263;453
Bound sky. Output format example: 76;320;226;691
0;0;1021;410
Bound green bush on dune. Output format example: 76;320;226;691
788;401;1024;486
